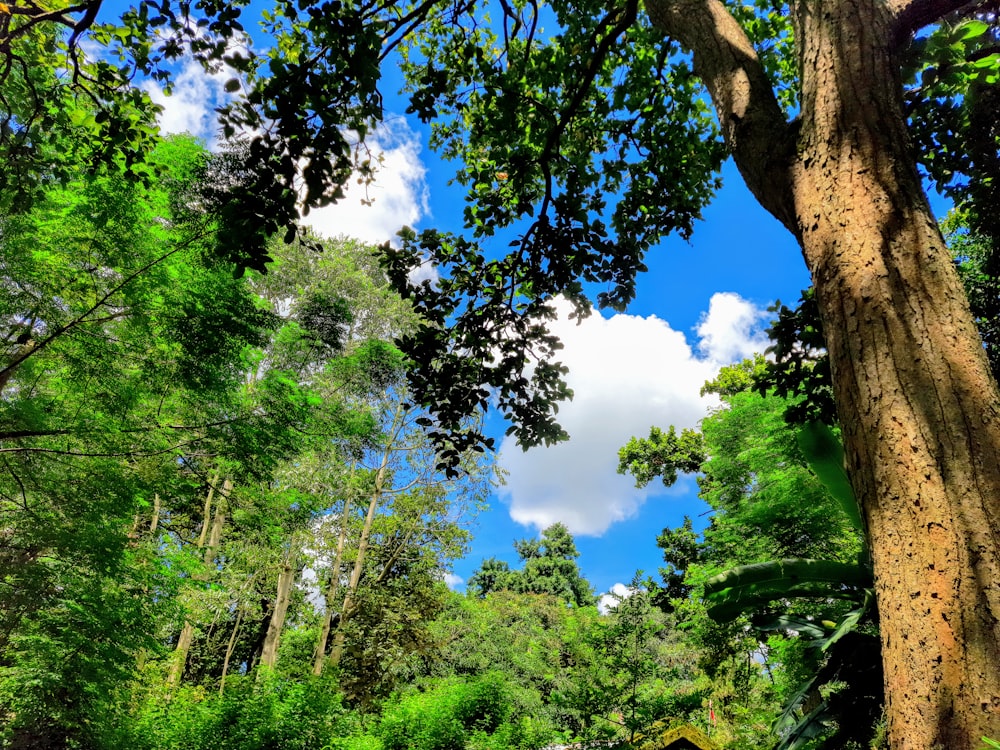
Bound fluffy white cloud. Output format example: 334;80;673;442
497;293;770;536
141;56;430;248
443;572;464;590
303;119;430;246
142;55;241;145
696;291;771;363
598;582;635;615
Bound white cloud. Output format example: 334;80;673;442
443;572;464;590
141;51;430;251
303;118;430;246
696;291;770;363
598;582;635;614
497;293;770;536
142;50;245;145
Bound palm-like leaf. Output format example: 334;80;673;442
704;558;872;623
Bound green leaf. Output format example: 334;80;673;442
774;699;835;750
796;422;864;532
819;592;871;653
750;613;828;640
704;558;872;623
957;20;990;41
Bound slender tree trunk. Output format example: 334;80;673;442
219;603;244;694
648;0;1000;743
326;405;406;669
327;462;387;669
259;552;296;670
167;477;230;687
312;494;352;675
150;492;160;535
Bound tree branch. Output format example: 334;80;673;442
644;0;798;235
0;231;207;395
540;0;639;165
890;0;990;41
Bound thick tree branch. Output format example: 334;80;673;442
644;0;799;235
890;0;989;42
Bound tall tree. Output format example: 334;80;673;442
0;136;281;745
469;523;595;608
316;364;490;681
382;4;1000;745
514;523;595;608
8;0;1000;742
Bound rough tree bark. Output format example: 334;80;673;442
647;0;1000;745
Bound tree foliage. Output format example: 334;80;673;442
468;523;594;608
5;0;1000;741
620;363;878;747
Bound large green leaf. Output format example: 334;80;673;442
750;614;828;640
774;698;835;750
704;558;872;623
820;593;872;653
796;422;864;532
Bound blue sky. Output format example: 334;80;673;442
136;27;815;603
460;163;811;598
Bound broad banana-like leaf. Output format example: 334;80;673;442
704;558;872;623
797;421;864;532
774;699;835;750
821;592;872;653
751;614;829;640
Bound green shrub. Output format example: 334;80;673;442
379;684;466;750
120;672;347;750
378;673;519;750
453;672;512;734
324;734;383;750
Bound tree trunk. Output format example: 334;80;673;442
167;477;231;687
259;554;296;671
327;463;386;669
648;0;1000;744
312;494;352;676
325;404;406;670
793;8;1000;743
219;602;244;694
150;492;160;535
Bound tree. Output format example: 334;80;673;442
8;0;1000;742
469;523;594;608
381;3;1000;743
591;575;692;746
466;557;515;599
621;366;880;746
514;523;595;608
301;347;490;684
423;588;604;740
0;135;289;745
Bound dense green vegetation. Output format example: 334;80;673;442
0;130;905;749
4;0;1000;744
